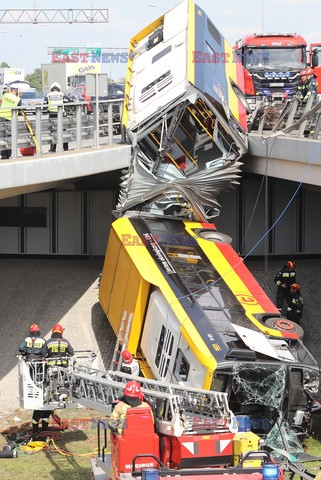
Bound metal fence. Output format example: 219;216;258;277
0;98;125;159
248;93;321;138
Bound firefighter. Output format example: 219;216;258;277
31;409;52;438
298;67;318;104
0;85;22;159
286;283;304;325
110;380;153;434
274;260;296;313
42;323;74;365
43;82;70;152
120;349;140;376
19;323;46;360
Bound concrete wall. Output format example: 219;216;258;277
0;176;320;256
218;175;321;256
0;190;115;256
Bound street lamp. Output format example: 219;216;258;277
38;24;62;46
1;31;23;66
148;4;166;10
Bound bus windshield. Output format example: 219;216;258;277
244;47;306;70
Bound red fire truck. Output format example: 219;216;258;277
235;33;307;110
309;43;321;94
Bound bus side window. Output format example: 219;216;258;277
174;349;190;382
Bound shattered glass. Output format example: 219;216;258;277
303;369;319;396
263;420;304;457
232;364;286;409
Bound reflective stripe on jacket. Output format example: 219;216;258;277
19;335;46;357
46;91;64;113
0;92;20;120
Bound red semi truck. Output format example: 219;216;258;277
235;33;307;110
309;43;321;94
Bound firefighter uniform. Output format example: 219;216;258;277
110;399;153;434
298;77;318;104
286;291;304;324
19;335;46;359
120;350;140;376
42;324;74;365
274;262;296;311
32;409;52;435
110;380;154;434
19;324;46;360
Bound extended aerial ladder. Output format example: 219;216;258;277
18;355;235;434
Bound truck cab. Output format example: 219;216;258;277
309;43;321;94
235;33;307;110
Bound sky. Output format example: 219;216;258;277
0;0;320;82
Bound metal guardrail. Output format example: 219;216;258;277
247;93;321;139
0;98;125;159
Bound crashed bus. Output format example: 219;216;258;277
99;0;319;439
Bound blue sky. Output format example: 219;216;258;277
0;0;320;81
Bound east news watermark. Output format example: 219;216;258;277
51;51;241;64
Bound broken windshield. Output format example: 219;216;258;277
232;363;286;409
263;420;304;457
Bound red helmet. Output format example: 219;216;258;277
305;67;314;77
29;323;40;333
286;260;296;270
291;283;301;292
121;350;133;364
300;68;307;77
52;323;64;334
123;380;141;398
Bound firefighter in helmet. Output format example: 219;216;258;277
274;260;296;313
42;323;74;365
110;380;153;434
286;283;304;325
298;67;318;104
120;349;140;376
19;324;46;360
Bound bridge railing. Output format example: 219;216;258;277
0;98;125;159
248;93;321;139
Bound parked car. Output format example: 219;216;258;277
20;90;43;113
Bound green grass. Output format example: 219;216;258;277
0;407;109;480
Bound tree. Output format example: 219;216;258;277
25;68;42;92
0;62;10;68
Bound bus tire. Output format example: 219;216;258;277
265;317;304;339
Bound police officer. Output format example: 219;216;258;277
43;82;70;152
0;85;22;159
19;323;46;360
120;350;140;376
274;260;296;312
298;67;318;104
286;283;304;325
42;323;74;365
110;380;153;434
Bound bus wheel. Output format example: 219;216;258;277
265;317;304;338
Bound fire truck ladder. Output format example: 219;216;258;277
69;366;234;431
110;311;133;371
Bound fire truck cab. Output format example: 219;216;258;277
309;43;321;95
235;33;307;110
